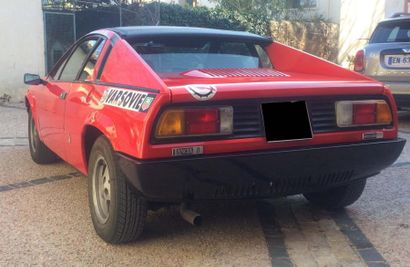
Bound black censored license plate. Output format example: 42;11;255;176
261;101;313;142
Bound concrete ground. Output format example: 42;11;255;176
0;102;409;267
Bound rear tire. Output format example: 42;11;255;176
303;179;366;210
88;136;147;244
28;112;59;164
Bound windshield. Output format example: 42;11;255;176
370;20;410;43
129;38;273;74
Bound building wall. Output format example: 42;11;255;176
0;0;45;101
315;0;341;23
385;0;406;17
304;0;406;66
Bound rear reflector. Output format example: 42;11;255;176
336;100;392;127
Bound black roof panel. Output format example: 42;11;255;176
109;26;272;44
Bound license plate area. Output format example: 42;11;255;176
261;101;313;142
384;54;410;69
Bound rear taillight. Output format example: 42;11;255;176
155;107;233;138
354;50;365;72
185;109;219;135
336;100;392;127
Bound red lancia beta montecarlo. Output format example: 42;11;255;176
24;26;405;243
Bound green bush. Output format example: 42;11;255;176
210;8;271;36
123;3;271;36
43;1;272;36
158;4;244;30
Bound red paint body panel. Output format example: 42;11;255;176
266;42;372;81
168;80;385;103
100;39;168;92
25;29;400;176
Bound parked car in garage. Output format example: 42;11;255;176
25;26;405;243
354;13;410;109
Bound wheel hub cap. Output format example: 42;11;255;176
92;156;111;224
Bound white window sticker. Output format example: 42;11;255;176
100;88;156;113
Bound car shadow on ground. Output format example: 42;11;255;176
139;200;262;242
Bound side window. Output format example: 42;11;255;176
48;45;73;80
79;40;106;81
59;39;98;81
51;57;68;80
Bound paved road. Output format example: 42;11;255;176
0;103;409;267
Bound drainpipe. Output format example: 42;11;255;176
405;0;409;13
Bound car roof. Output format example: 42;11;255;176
379;15;410;24
109;26;272;44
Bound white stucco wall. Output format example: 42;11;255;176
315;0;341;23
385;0;406;17
0;0;44;101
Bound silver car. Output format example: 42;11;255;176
354;13;410;109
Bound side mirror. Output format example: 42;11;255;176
24;73;45;85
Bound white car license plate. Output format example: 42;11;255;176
385;54;410;68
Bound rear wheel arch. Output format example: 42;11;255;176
83;125;106;170
82;119;123;170
25;96;30;112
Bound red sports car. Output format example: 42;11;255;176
25;26;405;243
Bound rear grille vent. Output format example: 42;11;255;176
232;100;339;139
199;68;289;78
233;104;264;138
308;101;338;133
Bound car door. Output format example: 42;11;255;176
64;38;107;169
36;38;99;159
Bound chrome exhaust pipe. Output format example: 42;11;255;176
180;203;202;226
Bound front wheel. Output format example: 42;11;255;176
303;179;366;210
88;136;147;244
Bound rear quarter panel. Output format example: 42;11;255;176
65;36;171;174
266;42;372;81
64;83;170;173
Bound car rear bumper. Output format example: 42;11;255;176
117;139;406;202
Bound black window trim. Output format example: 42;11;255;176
95;43;113;81
95;34;119;81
